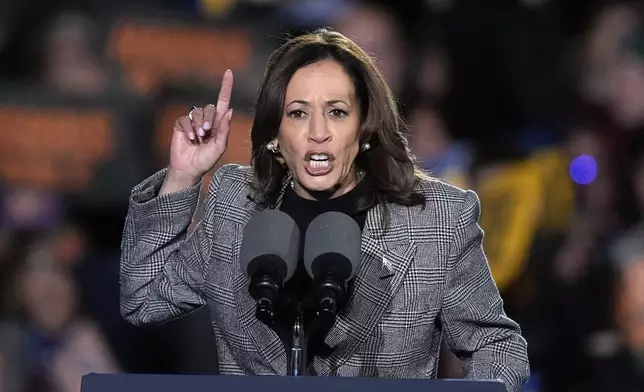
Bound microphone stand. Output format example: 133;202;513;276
288;314;307;376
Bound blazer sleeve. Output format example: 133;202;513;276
439;190;530;392
119;165;229;326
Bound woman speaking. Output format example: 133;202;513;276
119;29;529;391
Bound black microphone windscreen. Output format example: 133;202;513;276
303;211;361;282
239;210;300;282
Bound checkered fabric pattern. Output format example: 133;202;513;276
120;164;529;391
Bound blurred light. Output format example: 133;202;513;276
200;0;236;16
569;154;598;185
279;0;349;27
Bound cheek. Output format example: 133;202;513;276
277;126;304;166
342;143;359;165
340;127;361;163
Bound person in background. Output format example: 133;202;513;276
612;149;644;390
9;242;119;392
332;1;408;96
407;96;472;189
39;11;108;96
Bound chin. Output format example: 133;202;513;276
296;168;340;193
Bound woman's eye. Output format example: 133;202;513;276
288;110;306;118
330;109;347;117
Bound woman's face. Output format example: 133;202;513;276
275;60;361;199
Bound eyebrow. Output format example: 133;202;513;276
286;99;350;107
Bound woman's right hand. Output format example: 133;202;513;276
165;70;234;189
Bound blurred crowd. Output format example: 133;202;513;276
0;0;644;391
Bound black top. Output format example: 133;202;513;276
275;178;371;365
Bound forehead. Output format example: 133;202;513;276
285;60;354;99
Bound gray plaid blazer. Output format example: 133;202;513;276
120;164;529;391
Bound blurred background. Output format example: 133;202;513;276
0;0;643;391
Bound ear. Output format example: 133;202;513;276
267;138;285;165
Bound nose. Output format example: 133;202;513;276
307;112;331;143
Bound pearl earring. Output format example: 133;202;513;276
267;143;279;153
361;142;371;152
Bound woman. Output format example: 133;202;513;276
12;242;120;392
120;29;529;390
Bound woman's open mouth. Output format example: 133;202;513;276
304;152;334;176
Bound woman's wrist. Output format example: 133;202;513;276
159;169;202;196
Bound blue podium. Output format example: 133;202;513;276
81;373;506;392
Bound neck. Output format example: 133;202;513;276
293;178;359;201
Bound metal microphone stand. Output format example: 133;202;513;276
288;314;306;376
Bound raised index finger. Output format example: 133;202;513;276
216;69;234;114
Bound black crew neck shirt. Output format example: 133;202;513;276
275;179;371;366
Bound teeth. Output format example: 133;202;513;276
309;160;329;168
310;154;329;161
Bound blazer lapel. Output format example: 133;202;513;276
233;173;292;375
311;202;417;375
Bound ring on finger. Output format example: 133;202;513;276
188;105;197;121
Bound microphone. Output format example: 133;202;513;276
303;211;361;319
240;210;300;324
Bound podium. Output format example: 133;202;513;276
81;373;506;392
